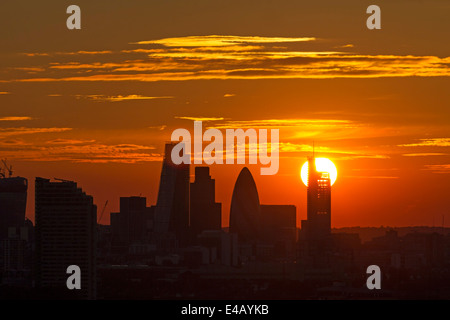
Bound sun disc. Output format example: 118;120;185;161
300;158;337;186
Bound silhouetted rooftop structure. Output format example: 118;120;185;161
229;167;261;243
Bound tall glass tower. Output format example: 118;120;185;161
154;142;190;249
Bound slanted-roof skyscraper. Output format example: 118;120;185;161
154;143;190;249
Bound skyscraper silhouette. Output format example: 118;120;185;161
35;178;96;299
301;156;332;256
0;174;28;279
229;167;261;243
0;176;27;241
260;205;297;259
154;143;190;249
190;166;221;241
110;196;154;253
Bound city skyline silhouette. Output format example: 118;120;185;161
2;143;450;299
1;2;449;228
0;0;449;301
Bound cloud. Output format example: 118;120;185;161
0;138;28;146
176;116;407;145
75;94;174;102
336;44;354;48
168;117;390;160
423;164;450;173
205;118;354;129
3;35;449;83
175;116;225;121
22;50;112;57
13;67;45;72
148;125;167;131
21;53;49;57
344;175;399;179
399;138;450;147
276;142;388;159
0;117;32;121
339;155;390;160
0;127;72;137
132;35;316;46
0;140;161;163
74;51;113;55
402;153;447;157
0;92;11;95
46;139;96;145
223;93;236;98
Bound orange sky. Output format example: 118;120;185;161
0;0;449;227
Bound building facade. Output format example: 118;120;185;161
35;177;96;299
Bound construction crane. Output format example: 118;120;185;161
97;200;109;224
1;159;13;177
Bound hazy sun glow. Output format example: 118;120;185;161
301;158;337;186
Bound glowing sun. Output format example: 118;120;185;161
301;158;337;187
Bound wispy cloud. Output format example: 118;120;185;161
403;153;447;157
3;35;448;83
339;155;390;160
75;94;174;102
277;142;388;159
176;116;225;121
0;92;11;95
344;175;399;179
423;164;450;173
74;51;113;55
0;117;32;121
399;138;450;147
0;138;29;146
0;127;72;137
132;35;316;46
336;44;354;49
148;125;167;131
22;50;112;57
0;140;161;163
169;117;390;160
21;53;49;57
205;118;353;129
13;67;45;72
174;116;409;149
46;139;96;145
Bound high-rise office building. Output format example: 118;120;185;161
0;173;28;279
110;196;154;252
0;176;27;241
1;219;34;286
154;143;190;248
229;167;261;243
260;204;297;259
190;167;221;241
35;178;96;299
301;156;332;254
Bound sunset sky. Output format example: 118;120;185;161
0;0;449;227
